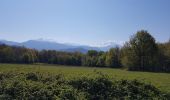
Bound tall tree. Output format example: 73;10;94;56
122;30;159;71
105;47;121;68
158;40;170;72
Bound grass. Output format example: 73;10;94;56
0;63;170;94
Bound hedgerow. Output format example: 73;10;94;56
0;71;168;100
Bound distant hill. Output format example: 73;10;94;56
61;48;89;53
0;40;21;46
0;40;119;53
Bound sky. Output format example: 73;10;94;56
0;0;170;46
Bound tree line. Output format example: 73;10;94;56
0;30;169;72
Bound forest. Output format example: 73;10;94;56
0;30;170;73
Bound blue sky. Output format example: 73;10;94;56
0;0;170;46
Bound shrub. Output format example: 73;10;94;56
69;73;167;100
0;72;168;100
25;72;38;81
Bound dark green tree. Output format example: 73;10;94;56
105;47;121;68
121;30;159;71
158;40;170;72
96;54;106;67
87;50;98;57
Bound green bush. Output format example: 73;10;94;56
0;72;168;100
26;72;39;81
70;74;167;100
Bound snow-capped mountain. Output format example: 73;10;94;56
0;39;119;53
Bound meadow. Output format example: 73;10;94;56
0;63;170;94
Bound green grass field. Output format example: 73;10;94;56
0;63;170;94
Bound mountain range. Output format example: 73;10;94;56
0;39;119;53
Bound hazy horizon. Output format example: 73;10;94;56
0;38;121;47
0;0;170;46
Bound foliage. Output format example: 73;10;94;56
82;50;106;67
0;71;168;100
157;41;170;72
121;30;169;72
105;47;121;68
